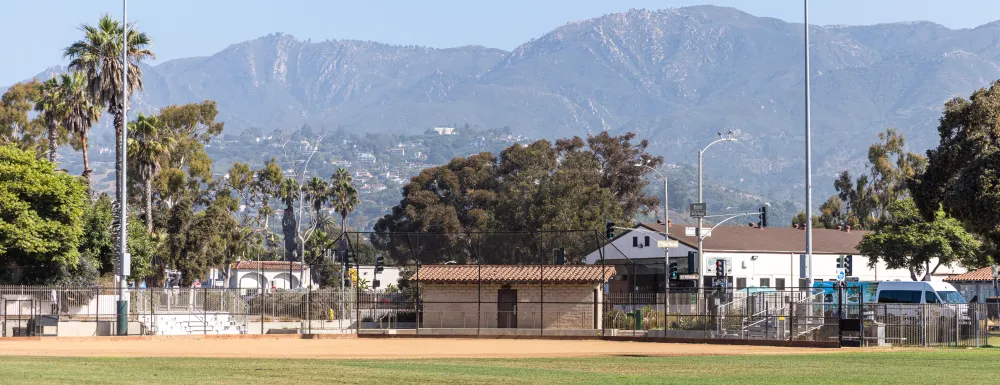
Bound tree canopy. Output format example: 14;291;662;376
857;199;985;281
825;129;927;230
0;145;88;284
911;80;1000;246
371;132;660;264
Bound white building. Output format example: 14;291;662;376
356;266;402;290
433;127;456;135
584;223;967;292
227;261;315;293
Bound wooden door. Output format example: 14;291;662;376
497;289;517;328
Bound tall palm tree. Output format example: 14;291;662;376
330;168;359;235
65;15;154;215
57;71;103;193
304;176;329;219
34;77;63;163
127;113;173;233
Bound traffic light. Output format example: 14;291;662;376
715;260;726;278
554;248;566;265
375;255;385;273
605;221;616;240
669;262;679;280
844;255;853;276
344;250;355;271
758;206;768;228
687;251;698;274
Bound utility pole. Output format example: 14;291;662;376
116;0;131;336
804;0;814;289
696;133;735;287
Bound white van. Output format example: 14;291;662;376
875;281;966;304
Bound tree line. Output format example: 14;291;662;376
795;84;1000;280
1;15;668;287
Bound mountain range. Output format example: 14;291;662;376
9;5;1000;204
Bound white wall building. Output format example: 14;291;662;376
584;223;967;292
356;266;402;290
227;261;315;293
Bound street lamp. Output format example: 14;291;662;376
804;0;814;290
633;161;668;236
696;131;737;286
634;161;669;312
117;0;131;336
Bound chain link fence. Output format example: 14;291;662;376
3;229;996;346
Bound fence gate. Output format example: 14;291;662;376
2;299;37;337
837;285;864;347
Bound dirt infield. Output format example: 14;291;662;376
0;336;852;359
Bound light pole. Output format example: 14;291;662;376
116;0;131;336
697;132;736;287
634;161;669;311
634;161;668;235
804;0;814;290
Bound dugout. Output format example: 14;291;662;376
412;265;616;334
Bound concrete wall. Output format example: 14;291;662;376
420;283;602;330
56;321;99;337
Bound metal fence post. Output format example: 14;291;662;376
921;304;927;348
539;232;544;337
477;250;481;337
95;287;100;336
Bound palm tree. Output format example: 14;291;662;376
65;15;154;214
57;71;103;192
330;168;359;235
304;176;330;219
127;113;172;233
34;77;63;163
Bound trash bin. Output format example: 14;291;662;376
633;310;643;330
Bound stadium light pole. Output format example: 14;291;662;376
116;0;131;336
804;0;814;290
696;132;736;287
634;161;669;311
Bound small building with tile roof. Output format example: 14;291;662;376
412;264;616;331
944;266;1000;303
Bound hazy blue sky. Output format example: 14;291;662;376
3;0;1000;85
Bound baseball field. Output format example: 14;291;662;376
0;337;995;384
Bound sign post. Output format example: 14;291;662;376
689;203;707;218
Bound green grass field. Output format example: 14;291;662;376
1;350;998;384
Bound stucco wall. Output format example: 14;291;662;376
586;230;967;286
420;283;602;329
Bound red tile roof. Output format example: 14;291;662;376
232;261;305;270
944;266;996;282
413;265;616;284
